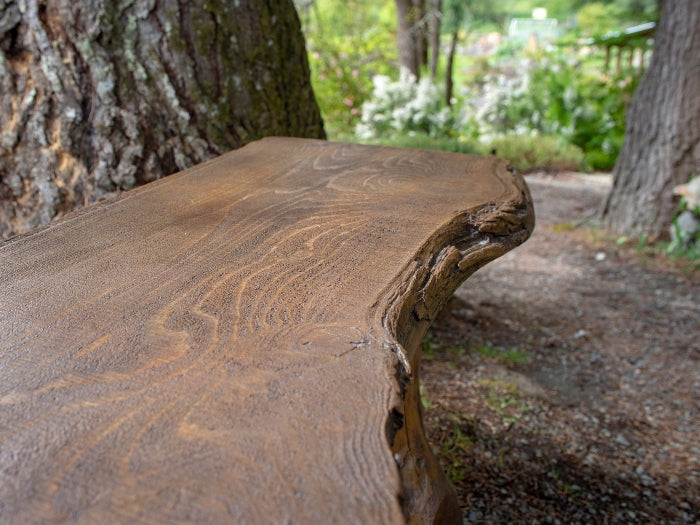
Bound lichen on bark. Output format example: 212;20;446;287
0;0;325;239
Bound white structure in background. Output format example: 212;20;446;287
507;8;559;49
532;8;547;20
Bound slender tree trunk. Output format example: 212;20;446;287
0;0;325;239
395;0;420;78
444;30;459;106
412;0;427;70
395;0;428;79
601;0;700;236
429;0;442;79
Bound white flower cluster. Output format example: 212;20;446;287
356;69;453;139
471;61;532;139
474;54;617;146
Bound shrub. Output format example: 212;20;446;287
477;52;637;170
667;176;700;258
355;69;455;140
488;134;586;173
364;134;483;155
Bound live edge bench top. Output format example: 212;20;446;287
0;138;533;524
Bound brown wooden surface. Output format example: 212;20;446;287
0;138;533;524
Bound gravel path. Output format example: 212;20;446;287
423;172;699;524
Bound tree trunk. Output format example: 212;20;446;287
600;0;700;237
395;0;426;79
0;0;325;239
444;30;458;106
412;0;427;70
429;0;442;79
395;0;419;78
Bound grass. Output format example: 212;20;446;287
581;227;700;277
485;390;532;425
477;379;533;425
422;337;438;361
420;384;433;409
439;420;474;483
552;218;700;278
421;338;530;372
633;236;700;276
422;336;467;364
552;221;578;232
474;344;530;366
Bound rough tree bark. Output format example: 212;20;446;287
601;0;700;236
0;0;325;239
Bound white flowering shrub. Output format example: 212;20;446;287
475;52;638;170
356;69;454;140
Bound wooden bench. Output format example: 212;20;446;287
0;138;534;524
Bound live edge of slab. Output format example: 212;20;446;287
0;138;534;524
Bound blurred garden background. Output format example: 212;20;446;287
294;0;657;173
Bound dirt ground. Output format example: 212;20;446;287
422;172;699;524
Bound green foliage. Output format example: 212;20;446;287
576;0;658;30
443;0;467;34
460;56;492;90
596;221;699;277
488;134;586;173
615;233;700;277
298;0;397;137
489;0;657;25
616;0;658;21
666;180;700;261
458;0;512;29
664;236;700;271
612;180;700;272
577;3;622;37
480;51;638;170
299;0;653;170
570;77;637;170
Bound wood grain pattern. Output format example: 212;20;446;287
0;138;534;524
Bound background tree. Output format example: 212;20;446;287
395;0;427;78
428;0;442;79
601;0;700;236
0;0;325;239
442;0;467;106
